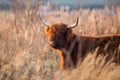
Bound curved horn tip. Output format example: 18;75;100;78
77;16;79;20
76;16;79;24
67;17;79;29
39;14;50;27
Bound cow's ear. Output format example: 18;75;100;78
67;29;72;34
67;29;72;41
45;27;49;33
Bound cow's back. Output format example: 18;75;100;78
77;34;120;64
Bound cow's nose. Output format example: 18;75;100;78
49;41;58;48
49;41;55;46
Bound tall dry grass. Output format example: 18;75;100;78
54;50;120;80
0;1;120;80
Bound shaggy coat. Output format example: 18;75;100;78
45;23;120;69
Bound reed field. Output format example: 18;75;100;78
0;2;120;80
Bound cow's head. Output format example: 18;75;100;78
39;16;79;49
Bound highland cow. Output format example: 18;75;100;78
39;16;120;69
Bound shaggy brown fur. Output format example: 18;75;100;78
45;23;120;69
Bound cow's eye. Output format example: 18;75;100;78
61;32;67;37
59;30;65;34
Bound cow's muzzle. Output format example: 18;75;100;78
49;41;58;49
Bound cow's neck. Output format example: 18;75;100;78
60;34;79;69
68;35;79;66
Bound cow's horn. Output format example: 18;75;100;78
39;14;50;27
67;17;79;28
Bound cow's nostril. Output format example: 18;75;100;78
49;41;55;46
49;41;58;48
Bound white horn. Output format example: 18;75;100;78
67;17;79;28
39;14;51;27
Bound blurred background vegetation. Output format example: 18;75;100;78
0;0;120;10
0;0;120;80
